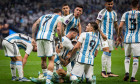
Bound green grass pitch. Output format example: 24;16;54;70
0;47;140;84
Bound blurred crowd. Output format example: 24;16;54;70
0;0;138;37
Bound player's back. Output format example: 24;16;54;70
36;14;61;41
77;32;99;65
5;33;32;50
122;10;140;43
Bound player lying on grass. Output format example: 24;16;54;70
2;33;37;81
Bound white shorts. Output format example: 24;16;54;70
124;43;140;57
2;40;21;57
37;40;56;57
71;62;93;79
100;39;114;51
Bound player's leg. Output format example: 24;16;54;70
10;57;17;81
2;40;17;81
46;56;55;84
41;57;48;77
101;40;109;78
37;40;48;77
85;65;95;84
130;44;140;82
123;44;131;81
107;40;119;77
45;40;55;84
70;62;84;84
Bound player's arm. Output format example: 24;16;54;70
57;22;62;42
94;50;98;57
117;21;125;43
22;53;29;68
114;21;119;35
96;20;107;41
70;42;81;58
78;22;82;35
32;18;41;45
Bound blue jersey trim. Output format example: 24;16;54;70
81;33;90;63
103;11;107;35
124;12;129;43
108;12;112;39
66;17;74;34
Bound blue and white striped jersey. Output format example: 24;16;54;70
54;36;73;64
121;10;140;43
36;14;62;41
97;8;117;40
63;13;80;35
5;33;33;55
77;32;100;65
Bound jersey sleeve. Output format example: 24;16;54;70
78;33;85;43
57;16;63;22
121;13;126;22
63;14;74;25
97;10;104;21
25;44;33;55
114;11;118;22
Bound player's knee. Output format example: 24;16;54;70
70;75;78;81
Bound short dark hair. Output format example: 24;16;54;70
72;40;77;45
131;0;139;8
69;28;79;33
89;22;98;31
105;0;113;2
54;8;62;13
62;3;69;7
75;4;83;9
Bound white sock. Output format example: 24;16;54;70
42;69;48;77
131;59;139;78
10;61;16;77
102;52;108;71
46;70;53;83
107;53;111;73
124;57;130;73
16;61;23;78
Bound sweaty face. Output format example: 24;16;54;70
86;23;92;32
62;5;70;15
105;1;114;11
72;32;78;39
74;7;83;17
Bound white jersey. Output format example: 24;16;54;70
97;8;117;40
54;36;73;64
121;10;140;43
5;33;33;55
77;32;99;65
36;14;62;41
63;13;80;35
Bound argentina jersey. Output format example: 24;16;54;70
121;10;140;43
63;13;80;35
97;8;117;40
54;36;74;64
77;32;100;65
36;14;62;41
5;33;33;55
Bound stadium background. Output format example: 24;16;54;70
0;0;140;84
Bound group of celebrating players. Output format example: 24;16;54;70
2;0;140;84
